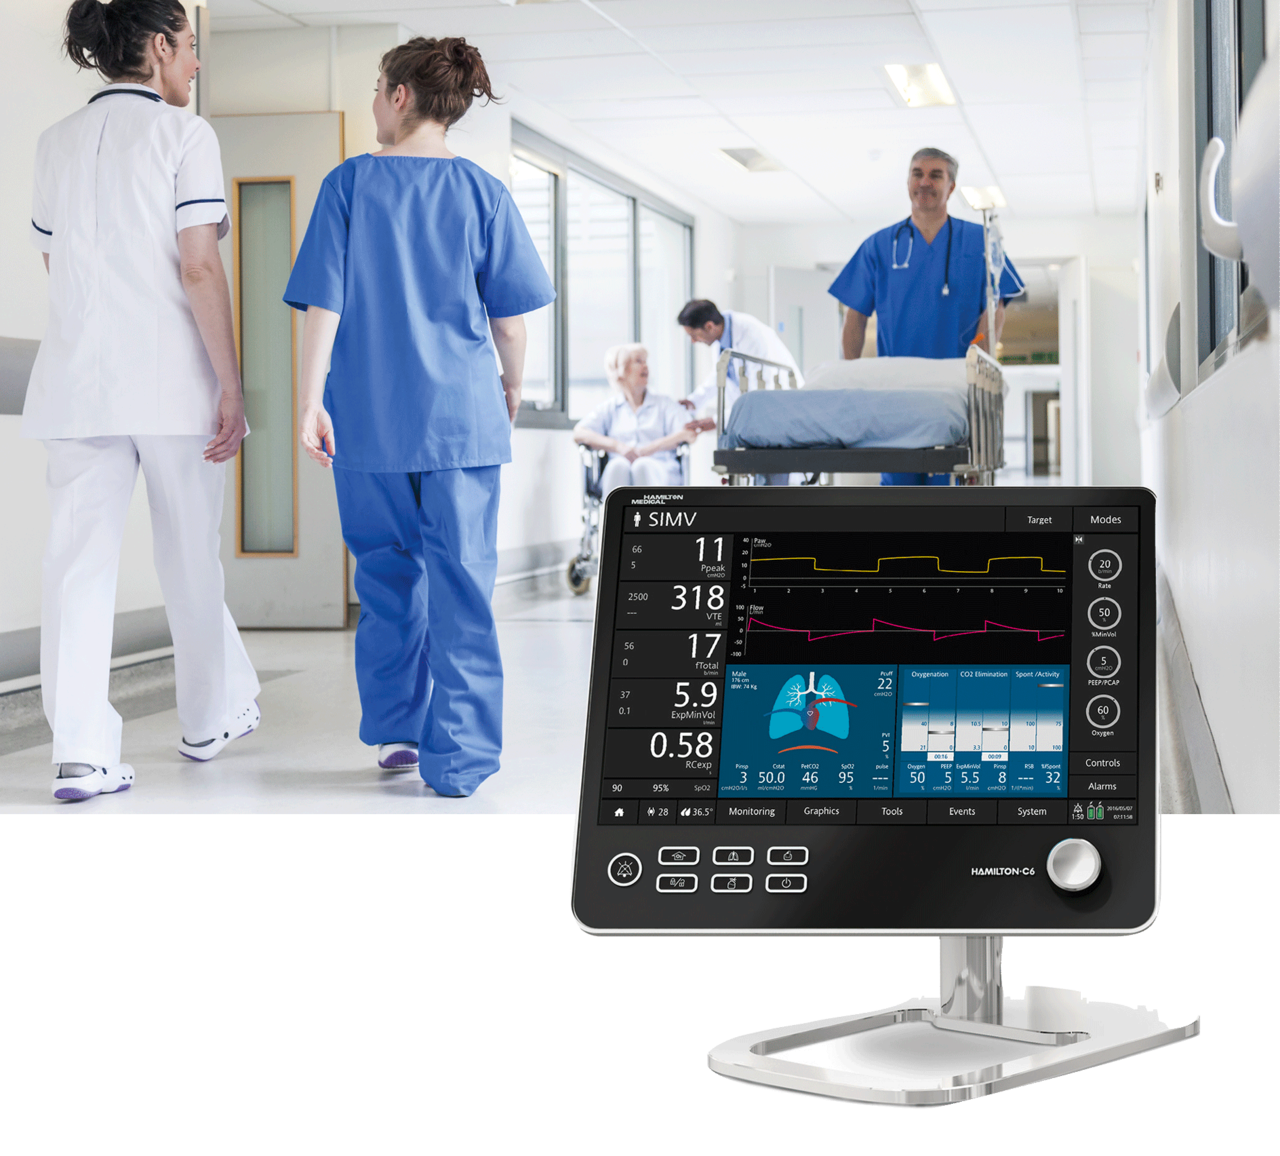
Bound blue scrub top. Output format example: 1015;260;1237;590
284;155;556;472
827;216;1022;358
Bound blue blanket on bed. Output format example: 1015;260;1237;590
720;388;968;450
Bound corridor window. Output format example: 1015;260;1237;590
509;122;694;427
509;157;557;409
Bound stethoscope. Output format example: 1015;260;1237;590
890;217;953;297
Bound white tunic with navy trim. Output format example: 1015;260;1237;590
24;83;230;438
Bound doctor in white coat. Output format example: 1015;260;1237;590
25;0;260;800
676;298;803;426
677;298;802;485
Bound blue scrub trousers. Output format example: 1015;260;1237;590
881;473;953;486
333;466;503;797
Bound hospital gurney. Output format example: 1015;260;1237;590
710;345;1005;485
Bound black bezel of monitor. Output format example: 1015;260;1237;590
571;486;1157;934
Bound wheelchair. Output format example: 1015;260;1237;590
566;442;690;595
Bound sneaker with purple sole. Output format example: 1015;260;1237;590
378;742;419;770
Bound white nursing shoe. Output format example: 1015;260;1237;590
178;700;261;762
52;762;135;802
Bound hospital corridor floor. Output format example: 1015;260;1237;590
0;577;595;814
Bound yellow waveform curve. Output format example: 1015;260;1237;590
752;555;1067;575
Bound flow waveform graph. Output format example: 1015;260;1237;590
748;617;1066;644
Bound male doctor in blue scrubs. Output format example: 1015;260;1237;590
827;147;1022;484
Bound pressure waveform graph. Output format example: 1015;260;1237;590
748;552;1068;588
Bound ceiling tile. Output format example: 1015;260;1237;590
458;29;637;62
691;68;892;96
1083;58;1144;81
210;14;303;30
666;42;934;77
711;90;898;116
498;56;691;101
998;173;1095;216
206;0;281;17
594;1;914;28
1080;33;1148;59
636;15;926;52
1077;4;1148;35
549;96;720;121
921;6;1082;105
965;103;1088;175
918;0;1062;8
1085;80;1143;101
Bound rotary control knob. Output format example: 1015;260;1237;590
1087;549;1123;583
1087;597;1122;630
1086;646;1121;679
1047;838;1102;892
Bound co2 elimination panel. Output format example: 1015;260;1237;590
600;502;1137;830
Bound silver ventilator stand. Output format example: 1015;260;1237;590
708;937;1199;1105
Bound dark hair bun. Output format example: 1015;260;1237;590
64;0;188;81
379;36;498;129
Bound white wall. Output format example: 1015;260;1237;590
0;1;167;640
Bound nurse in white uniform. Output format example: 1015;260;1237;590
573;345;701;497
25;0;260;800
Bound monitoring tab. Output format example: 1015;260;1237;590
1005;507;1071;532
1073;507;1139;533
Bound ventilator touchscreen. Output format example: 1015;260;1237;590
570;487;1196;1106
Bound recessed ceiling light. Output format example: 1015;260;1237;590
961;185;1008;210
884;63;956;108
720;147;783;173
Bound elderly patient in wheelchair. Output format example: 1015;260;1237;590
572;343;705;496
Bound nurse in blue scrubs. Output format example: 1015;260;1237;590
284;36;554;797
828;147;1022;485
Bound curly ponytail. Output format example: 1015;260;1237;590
64;0;188;81
379;36;498;129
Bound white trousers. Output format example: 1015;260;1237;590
599;456;682;497
41;435;260;766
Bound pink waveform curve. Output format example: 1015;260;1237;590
747;617;1065;643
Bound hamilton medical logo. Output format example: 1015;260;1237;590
971;866;1036;876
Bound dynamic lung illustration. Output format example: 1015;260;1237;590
766;672;853;742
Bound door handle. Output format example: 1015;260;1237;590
1199;137;1243;260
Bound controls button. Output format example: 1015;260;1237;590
1087;597;1122;630
1070;753;1135;777
1046;838;1102;892
997;799;1069;824
607;853;642;887
713;846;754;866
658;846;700;866
1086;646;1122;679
1073;507;1138;533
1006;507;1071;532
767;846;809;866
711;873;753;893
655;873;698;893
1069;799;1137;824
1087;548;1123;583
765;874;808;894
1085;695;1121;728
600;799;637;825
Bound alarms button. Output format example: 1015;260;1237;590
1046;838;1102;892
